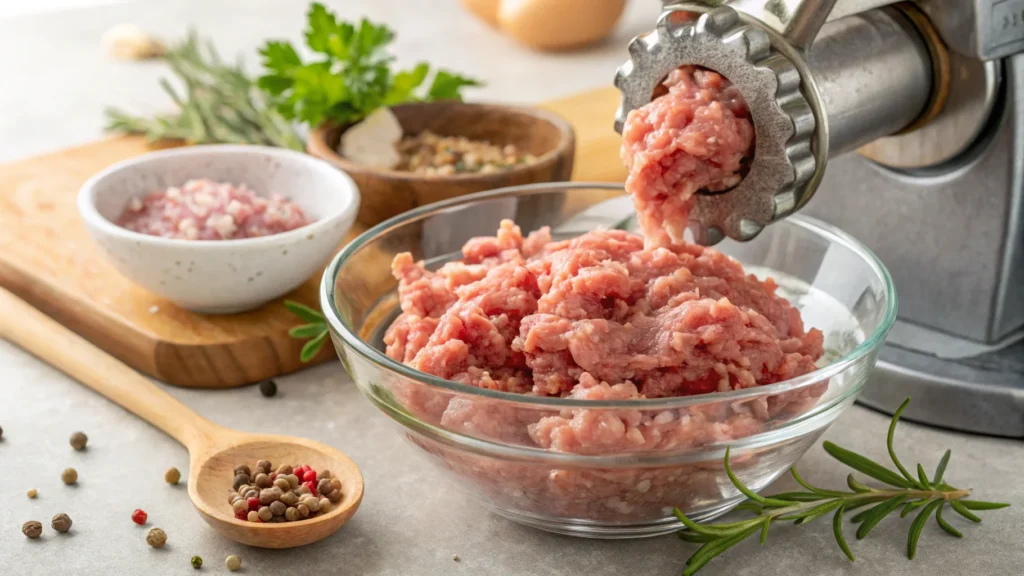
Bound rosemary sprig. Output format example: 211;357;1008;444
105;30;304;150
285;300;330;362
676;398;1010;575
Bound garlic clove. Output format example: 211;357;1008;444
339;107;404;170
102;23;166;61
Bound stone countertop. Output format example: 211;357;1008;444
0;1;1021;575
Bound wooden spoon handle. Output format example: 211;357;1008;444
0;287;219;448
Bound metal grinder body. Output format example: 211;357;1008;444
617;1;1024;436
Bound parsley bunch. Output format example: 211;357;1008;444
259;3;482;127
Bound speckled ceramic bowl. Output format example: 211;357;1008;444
78;145;359;314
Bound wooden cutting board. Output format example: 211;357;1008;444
0;87;626;388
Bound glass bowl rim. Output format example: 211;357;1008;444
320;181;897;411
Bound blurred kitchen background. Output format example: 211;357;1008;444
0;0;661;162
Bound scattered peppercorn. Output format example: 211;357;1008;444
191;555;203;569
51;513;73;533
26;489;37;499
0;424;4;440
225;555;242;571
452;554;460;562
22;520;43;539
69;431;88;450
61;468;78;485
259;379;277;397
165;467;181;485
146;527;167;548
132;509;148;525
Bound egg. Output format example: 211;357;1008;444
496;0;627;51
461;0;502;27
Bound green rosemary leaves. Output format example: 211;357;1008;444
285;300;330;363
675;398;1010;575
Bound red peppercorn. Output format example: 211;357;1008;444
234;510;247;520
294;465;306;477
302;470;317;483
131;509;148;525
270;472;278;481
247;497;260;511
304;480;319;497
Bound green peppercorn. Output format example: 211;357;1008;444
257;506;272;522
165;467;181;485
284;507;299;522
259;379;277;397
280;491;299;506
273;477;290;492
191;555;203;569
225;555;242;571
69;431;88;450
319;497;331;514
296;504;310;518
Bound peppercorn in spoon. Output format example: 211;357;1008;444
0;288;363;548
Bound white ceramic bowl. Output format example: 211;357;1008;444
78;145;360;314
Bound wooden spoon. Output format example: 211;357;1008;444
0;287;363;548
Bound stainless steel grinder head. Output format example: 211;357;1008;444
614;5;818;244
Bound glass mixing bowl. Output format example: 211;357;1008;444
321;182;896;538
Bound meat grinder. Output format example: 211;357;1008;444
614;1;1024;437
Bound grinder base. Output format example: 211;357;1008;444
860;335;1024;438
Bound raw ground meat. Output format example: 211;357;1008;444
378;65;823;524
384;219;824;456
117;178;312;240
620;65;754;248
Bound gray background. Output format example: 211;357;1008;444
0;1;1021;575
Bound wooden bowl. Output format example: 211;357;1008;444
307;101;576;227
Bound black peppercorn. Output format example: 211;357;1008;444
259;380;277;397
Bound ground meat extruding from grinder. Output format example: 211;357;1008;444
620;66;754;248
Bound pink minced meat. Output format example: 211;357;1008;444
620;66;754;248
117;178;311;240
384;220;823;448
